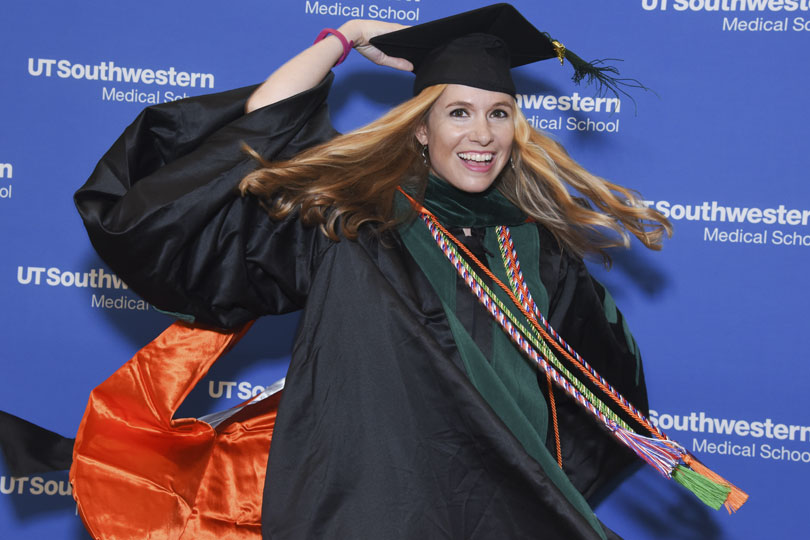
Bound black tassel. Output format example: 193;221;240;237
543;34;652;112
564;50;650;102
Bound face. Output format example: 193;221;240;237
416;84;516;193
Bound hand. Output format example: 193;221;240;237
338;20;413;72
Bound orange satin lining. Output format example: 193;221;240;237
70;321;277;540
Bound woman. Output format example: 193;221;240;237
74;5;673;539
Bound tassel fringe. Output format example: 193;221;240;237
564;50;650;103
684;455;749;513
672;465;731;510
614;426;749;512
611;426;682;478
542;32;653;111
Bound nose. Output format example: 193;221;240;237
469;116;494;145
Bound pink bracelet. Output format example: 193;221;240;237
314;28;354;66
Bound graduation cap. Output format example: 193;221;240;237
370;3;641;98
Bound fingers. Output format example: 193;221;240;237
344;20;412;72
382;56;414;72
359;21;409;45
355;44;413;71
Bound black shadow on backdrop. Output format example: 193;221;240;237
593;467;723;540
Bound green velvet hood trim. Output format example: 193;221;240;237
422;174;527;228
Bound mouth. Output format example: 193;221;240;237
458;152;494;163
457;152;495;172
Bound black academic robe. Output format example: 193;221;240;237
74;73;649;540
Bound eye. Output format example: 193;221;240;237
490;108;510;119
449;108;469;118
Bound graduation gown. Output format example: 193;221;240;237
74;73;649;540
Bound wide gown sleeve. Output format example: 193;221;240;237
75;74;340;329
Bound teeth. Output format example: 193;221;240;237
458;152;493;162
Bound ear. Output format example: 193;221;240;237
415;123;428;146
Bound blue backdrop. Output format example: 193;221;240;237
2;1;808;538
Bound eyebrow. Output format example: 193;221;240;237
444;100;515;109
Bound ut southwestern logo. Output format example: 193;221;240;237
645;199;810;246
0;475;72;497
28;58;216;103
645;199;810;225
651;409;810;464
642;0;810;11
17;266;128;288
517;92;623;134
641;0;810;29
27;59;215;88
209;380;271;400
17;266;152;311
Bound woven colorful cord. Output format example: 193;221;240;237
419;213;682;476
491;230;565;465
398;188;747;512
493;225;708;477
493;224;746;512
495;226;664;441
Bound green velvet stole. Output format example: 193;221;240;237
422;174;527;227
398;207;607;540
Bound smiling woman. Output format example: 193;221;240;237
415;85;515;193
60;4;688;540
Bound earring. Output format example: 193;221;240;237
510;156;515;169
421;145;429;167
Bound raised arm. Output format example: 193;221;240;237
246;19;413;112
75;20;415;328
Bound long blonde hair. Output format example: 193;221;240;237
239;84;671;261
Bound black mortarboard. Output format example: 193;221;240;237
370;3;637;98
